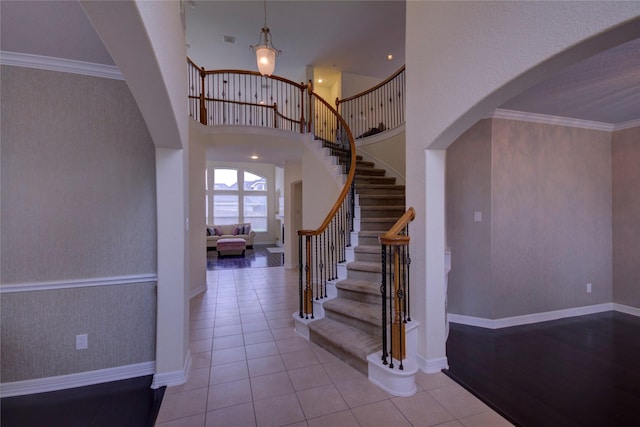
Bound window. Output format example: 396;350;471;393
207;167;268;232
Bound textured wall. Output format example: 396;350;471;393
446;120;493;318
491;119;612;318
1;66;157;381
1;66;157;283
446;118;614;319
612;126;640;307
358;129;406;182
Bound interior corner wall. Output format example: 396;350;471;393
445;120;493;318
0;66;157;382
284;160;302;269
612;126;640;308
188;121;207;297
358;129;407;182
491;119;612;318
340;72;383;99
301;149;341;230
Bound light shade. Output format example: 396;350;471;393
255;45;276;76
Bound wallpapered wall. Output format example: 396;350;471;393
446;118;625;319
612;126;640;307
1;66;157;382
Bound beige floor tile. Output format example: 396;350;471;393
333;376;388;408
459;410;514;427
264;309;296;320
213;324;243;337
268;317;295;329
155;412;206;427
156;387;208;424
212;316;240;327
306;409;360;427
205;402;256;427
288;365;332;391
296;384;349;419
242;320;271;333
428;384;492;419
415;371;456;391
391;390;456;426
207;378;252;410
245;341;279;359
350;400;412;427
250;371;294;400
253;393;305;427
209;360;248;385
190;327;214;341
280;349;321;370
247;354;285;377
271;326;298;341
276;336;312;354
211;346;246;366
211;333;244;350
191;319;214;330
165;366;210;395
309;345;341;365
191;351;212;369
240;313;268;324
243;330;274;345
322;361;365;384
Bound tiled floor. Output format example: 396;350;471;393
156;266;512;427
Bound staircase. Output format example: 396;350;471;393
307;156;405;374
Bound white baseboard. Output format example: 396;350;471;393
190;284;207;299
151;350;191;389
416;354;449;374
0;361;155;398
612;303;640;317
448;303;619;329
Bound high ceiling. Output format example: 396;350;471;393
1;0;638;127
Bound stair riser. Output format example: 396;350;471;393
359;220;398;231
359;208;405;219
346;268;386;283
355;177;396;185
324;308;381;337
354;251;382;263
356;187;405;195
337;288;383;305
357;234;383;246
358;197;405;207
356;169;386;176
308;331;369;375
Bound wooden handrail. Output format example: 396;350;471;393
297;96;356;237
379;207;415;245
336;65;406;106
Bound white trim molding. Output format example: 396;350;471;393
492;109;614;132
0;361;155;398
0;274;158;293
152;351;191;389
0;51;123;80
448;303;615;329
613;118;640;132
416;355;449;374
612;303;640;318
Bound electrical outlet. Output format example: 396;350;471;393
586;283;592;293
76;334;88;350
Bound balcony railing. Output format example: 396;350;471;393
336;66;405;140
379;207;415;370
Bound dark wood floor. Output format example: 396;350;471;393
1;375;164;427
444;311;640;427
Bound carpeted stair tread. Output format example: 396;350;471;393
354;245;383;254
336;278;381;297
324;298;380;324
347;260;382;273
308;317;381;370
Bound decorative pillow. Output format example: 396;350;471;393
232;227;240;236
206;227;214;236
213;227;223;236
243;224;251;234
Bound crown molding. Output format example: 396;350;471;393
492;109;614;132
613;118;640;132
0;51;123;80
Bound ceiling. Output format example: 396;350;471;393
1;1;638;128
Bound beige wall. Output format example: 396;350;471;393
447;118;614;319
358;129;406;183
189;121;207;297
612;126;640;308
1;66;157;381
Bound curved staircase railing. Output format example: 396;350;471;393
336;65;405;139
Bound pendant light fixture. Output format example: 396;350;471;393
250;0;281;76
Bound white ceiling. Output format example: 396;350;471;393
1;0;638;128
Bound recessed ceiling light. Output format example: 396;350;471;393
250;155;259;160
387;54;393;60
317;78;323;84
